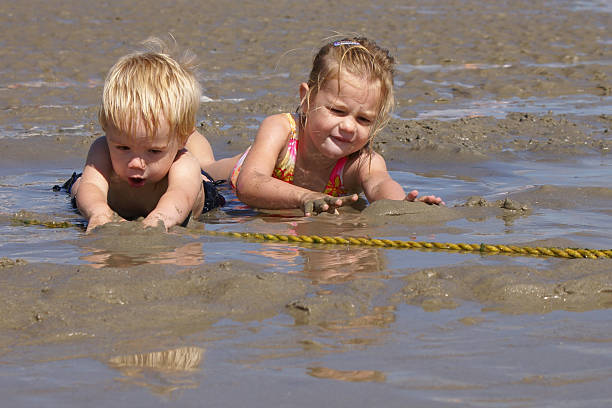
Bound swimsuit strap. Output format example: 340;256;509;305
231;112;348;197
231;113;299;188
272;113;299;183
323;156;349;197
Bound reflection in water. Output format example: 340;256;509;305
291;219;387;282
81;242;205;268
243;244;387;283
307;366;386;383
240;218;389;283
326;305;397;330
108;346;204;397
302;247;387;283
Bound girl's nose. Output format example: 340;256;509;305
339;117;356;133
128;155;145;169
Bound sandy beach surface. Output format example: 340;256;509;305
1;1;611;406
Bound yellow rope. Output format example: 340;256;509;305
205;230;612;259
12;217;612;259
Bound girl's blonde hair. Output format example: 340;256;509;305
99;37;201;145
301;37;395;154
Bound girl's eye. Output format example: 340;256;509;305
116;145;129;151
358;117;372;125
149;149;163;154
329;107;345;115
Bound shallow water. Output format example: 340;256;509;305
1;0;612;407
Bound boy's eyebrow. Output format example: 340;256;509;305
149;142;170;149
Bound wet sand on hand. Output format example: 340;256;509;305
1;0;611;407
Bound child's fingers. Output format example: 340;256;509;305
303;194;357;216
303;198;329;216
418;195;445;206
405;191;445;205
303;200;314;216
330;194;358;207
339;193;359;204
314;199;330;213
405;190;419;201
86;213;114;233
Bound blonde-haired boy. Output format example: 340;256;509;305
69;39;224;232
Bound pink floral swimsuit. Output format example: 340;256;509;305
230;113;348;196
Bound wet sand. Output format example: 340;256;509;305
1;0;611;407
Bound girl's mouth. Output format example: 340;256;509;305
128;176;146;187
331;135;352;146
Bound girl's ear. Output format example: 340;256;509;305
299;82;309;111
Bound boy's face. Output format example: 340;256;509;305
105;118;183;187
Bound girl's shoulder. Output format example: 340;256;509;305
260;113;294;131
255;113;297;147
345;149;387;172
342;150;388;190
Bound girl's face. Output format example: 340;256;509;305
300;70;381;160
105;118;183;188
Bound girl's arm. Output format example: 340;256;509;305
143;151;204;229
235;114;357;215
359;153;444;205
74;137;119;232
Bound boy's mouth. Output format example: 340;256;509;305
128;176;146;187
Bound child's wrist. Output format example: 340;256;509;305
144;211;170;229
89;207;114;221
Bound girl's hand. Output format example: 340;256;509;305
405;190;445;206
302;193;359;216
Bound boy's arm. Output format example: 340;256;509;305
359;153;444;205
186;128;239;181
74;137;119;232
143;151;203;229
185;129;215;169
235;115;356;215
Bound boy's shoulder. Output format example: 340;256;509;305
167;149;202;177
90;135;108;148
85;136;112;167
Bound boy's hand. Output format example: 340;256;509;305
405;190;445;206
86;210;117;233
142;212;170;230
302;193;359;216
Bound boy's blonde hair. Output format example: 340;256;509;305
99;38;201;145
301;37;395;153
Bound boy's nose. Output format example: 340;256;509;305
128;156;146;169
